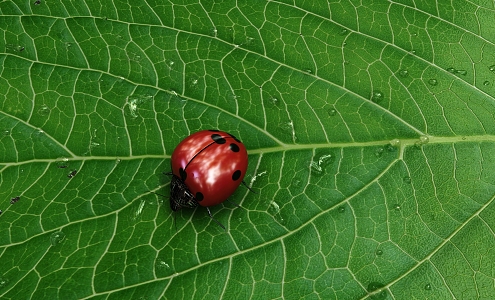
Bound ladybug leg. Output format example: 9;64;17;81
205;207;226;230
226;199;243;209
242;180;257;194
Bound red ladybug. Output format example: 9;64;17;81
169;130;248;228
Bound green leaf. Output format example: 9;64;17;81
1;1;495;299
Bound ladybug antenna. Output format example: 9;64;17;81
205;207;226;230
242;180;256;194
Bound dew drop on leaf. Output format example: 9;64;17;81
327;107;337;116
310;154;334;176
489;65;495;73
339;28;348;36
428;79;438;86
37;105;50;116
67;169;77;178
56;157;69;169
303;68;313;74
155;259;170;269
483;80;490;86
10;196;20;204
338;206;345;213
375;249;383;256
419;135;429;144
50;231;66;246
389;139;400;147
455;69;467;76
375;147;384;157
269;201;280;213
393;204;401;211
2;130;10;136
0;277;9;289
398;69;408;77
371;90;384;103
424;283;432;290
367;282;387;300
446;67;456;73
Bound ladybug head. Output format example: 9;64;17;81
169;175;198;211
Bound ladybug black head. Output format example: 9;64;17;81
169;175;198;211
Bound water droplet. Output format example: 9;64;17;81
10;196;20;204
419;135;429;144
210;27;218;37
375;147;384;157
155;259;170;269
455;69;467;76
65;42;72;48
269;97;280;107
166;60;175;69
398;69;408;77
375;249;383;256
38;105;50;116
385;144;396;152
2;130;10;136
489;65;495;73
424;283;432;290
67;169;77;178
6;44;25;52
339;28;348;36
279;120;296;141
50;231;66;246
115;158;121;165
428;79;438;86
134;200;145;219
249;170;267;186
245;36;255;45
483;80;490;86
304;68;313;74
338;206;345;213
389;139;400;147
446;67;456;73
371;90;384;103
403;176;411;184
327;107;337;116
367;282;387;300
0;277;9;289
394;204;401;211
270;201;280;213
310;154;334;176
56;157;69;169
291;178;302;188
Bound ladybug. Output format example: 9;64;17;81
168;130;249;228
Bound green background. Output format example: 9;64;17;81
1;0;495;299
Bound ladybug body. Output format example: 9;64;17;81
169;130;248;214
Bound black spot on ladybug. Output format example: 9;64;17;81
211;134;226;144
179;168;187;181
232;170;242;181
228;133;241;143
196;192;204;201
229;143;240;152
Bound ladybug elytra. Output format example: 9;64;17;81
168;130;249;228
